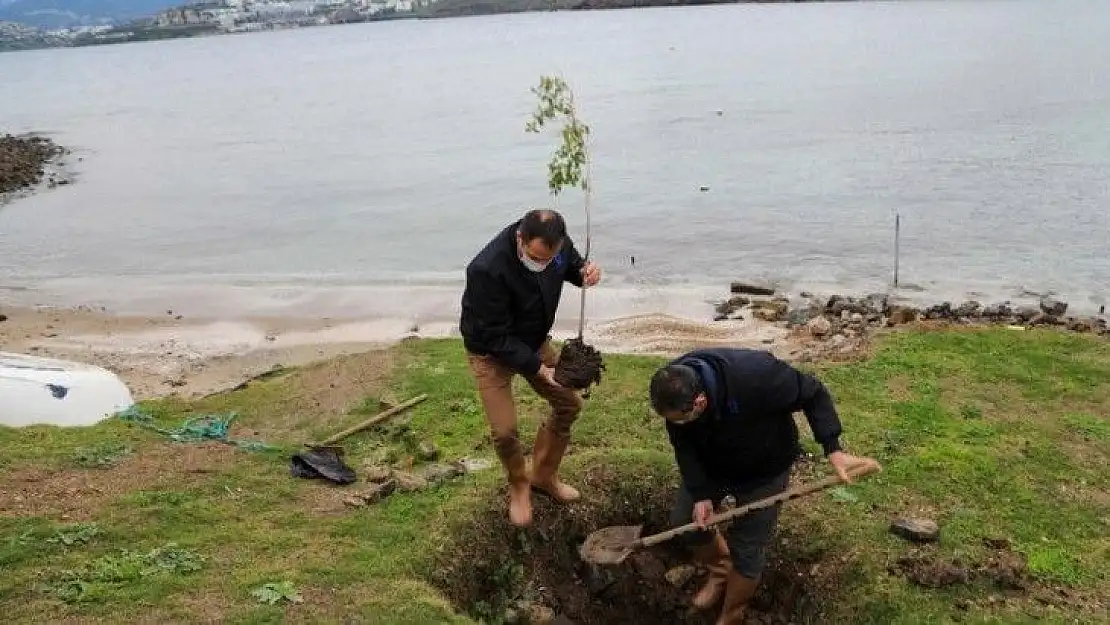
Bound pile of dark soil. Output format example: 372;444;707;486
0;134;67;196
429;464;821;625
554;338;605;392
892;540;1029;591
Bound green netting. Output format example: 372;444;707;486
115;406;275;453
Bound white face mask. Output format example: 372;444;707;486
520;253;550;273
518;241;552;273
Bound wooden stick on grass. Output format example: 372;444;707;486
311;394;428;447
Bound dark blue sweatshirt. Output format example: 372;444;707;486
664;348;843;501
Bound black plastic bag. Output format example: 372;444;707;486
290;446;357;485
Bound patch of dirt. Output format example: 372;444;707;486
885;376;913;402
217;349;396;442
554;338;605;392
429;464;835;625
892;542;1029;591
0;442;238;520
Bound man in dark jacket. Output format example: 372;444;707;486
460;209;601;527
649;348;879;624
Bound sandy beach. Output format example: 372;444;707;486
0;303;807;401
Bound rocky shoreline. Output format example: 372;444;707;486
0;133;71;200
716;281;1109;362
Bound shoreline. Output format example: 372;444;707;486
3;275;1107;403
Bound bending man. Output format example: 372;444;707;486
649;347;879;624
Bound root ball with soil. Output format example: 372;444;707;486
554;337;605;391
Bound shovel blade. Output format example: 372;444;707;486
579;525;643;565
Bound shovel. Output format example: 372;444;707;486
578;462;881;566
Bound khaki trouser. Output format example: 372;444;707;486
466;340;583;478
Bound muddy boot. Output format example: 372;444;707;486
715;570;759;625
691;532;732;610
529;423;580;502
497;446;532;527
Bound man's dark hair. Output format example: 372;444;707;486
649;364;703;415
519;209;567;248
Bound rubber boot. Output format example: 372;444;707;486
529;423;580;502
497;446;532;527
691;532;732;610
715;571;759;625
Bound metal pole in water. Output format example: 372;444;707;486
893;212;901;288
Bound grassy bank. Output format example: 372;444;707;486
1;327;1108;623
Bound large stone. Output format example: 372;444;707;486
715;295;750;316
362;465;393;482
891;518;940;543
1039;297;1067;316
417;462;463;485
393;471;429;492
887;305;919;325
730;281;775;296
1015;306;1040;323
807;316;832;337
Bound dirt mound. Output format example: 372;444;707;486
429;463;822;624
892;541;1029;591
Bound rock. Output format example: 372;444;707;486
714;295;750;316
361;479;397;503
1067;317;1097;333
849;312;864;325
980;304;1010;319
417;441;440;461
343;497;366;508
890;518;940;543
886;305;918;325
664;565;697;587
730;282;775;296
417;462;463;485
786;306;817;326
362;465;393;482
1039;297;1067;316
806;316;832;337
753;307;781;322
924;302;953;319
864;293;889;315
1015;306;1040;323
456;457;493;473
392;471;428;492
826;295;850;315
0;314;7;322
954;301;982;318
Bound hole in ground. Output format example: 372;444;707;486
429;463;831;625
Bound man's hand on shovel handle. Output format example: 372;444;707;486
828;451;882;484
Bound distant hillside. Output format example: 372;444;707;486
0;0;178;29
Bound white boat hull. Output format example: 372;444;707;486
0;352;135;428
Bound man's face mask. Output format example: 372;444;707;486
517;233;559;273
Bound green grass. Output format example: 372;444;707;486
0;327;1108;623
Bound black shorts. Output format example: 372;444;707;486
668;470;790;579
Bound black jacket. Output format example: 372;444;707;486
664;348;843;501
459;220;586;376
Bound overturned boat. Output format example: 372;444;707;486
0;352;134;428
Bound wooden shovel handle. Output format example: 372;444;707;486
638;462;881;548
